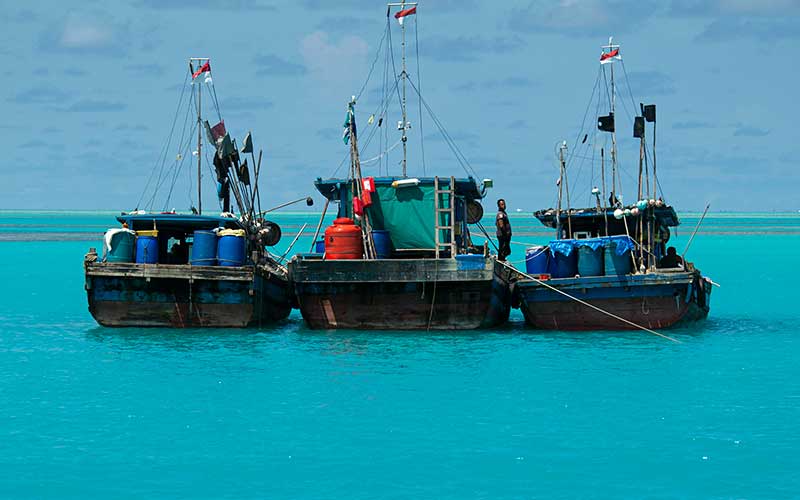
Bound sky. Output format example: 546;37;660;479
2;0;798;212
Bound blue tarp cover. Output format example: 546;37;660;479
549;236;635;256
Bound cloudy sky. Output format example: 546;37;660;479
3;0;798;212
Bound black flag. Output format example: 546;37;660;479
239;158;250;186
643;104;656;123
633;116;645;138
598;113;615;132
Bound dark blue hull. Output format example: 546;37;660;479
85;261;292;328
515;271;711;330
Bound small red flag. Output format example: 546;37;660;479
192;61;211;79
600;49;620;64
394;6;416;25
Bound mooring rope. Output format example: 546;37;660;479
496;260;680;343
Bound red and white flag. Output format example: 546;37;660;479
394;6;416;25
192;61;211;79
600;49;621;65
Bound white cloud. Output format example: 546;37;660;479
59;15;115;49
299;31;368;88
39;11;128;55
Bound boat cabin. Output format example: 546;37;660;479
107;213;248;266
314;176;489;259
534;204;680;264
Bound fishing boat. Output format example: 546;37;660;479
83;59;295;327
514;38;713;331
287;3;516;330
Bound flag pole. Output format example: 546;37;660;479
602;37;621;206
189;57;211;215
196;61;202;215
388;1;417;178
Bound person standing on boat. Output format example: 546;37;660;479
659;246;683;268
496;199;512;261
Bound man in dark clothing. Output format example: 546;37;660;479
659;246;683;268
496;199;512;261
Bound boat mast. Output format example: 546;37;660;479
603;37;620;202
560;141;572;239
389;1;416;177
190;57;209;215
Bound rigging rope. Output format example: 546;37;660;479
147;87;197;210
356;22;388;101
137;71;189;209
414;16;426;176
406;77;479;179
496;260;681;343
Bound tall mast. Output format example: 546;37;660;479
197;75;202;215
603;37;620;202
400;0;407;177
190;57;210;215
389;1;416;177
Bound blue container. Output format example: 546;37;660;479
217;234;246;267
135;236;158;264
577;245;605;277
605;243;633;276
314;240;326;254
371;230;392;259
107;231;135;263
551;250;578;278
456;254;486;271
191;230;217;266
525;246;549;275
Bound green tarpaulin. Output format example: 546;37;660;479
369;185;436;250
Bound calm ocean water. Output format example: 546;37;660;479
1;210;799;498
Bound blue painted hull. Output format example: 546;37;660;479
85;262;292;328
515;271;712;330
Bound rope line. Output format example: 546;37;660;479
497;260;680;343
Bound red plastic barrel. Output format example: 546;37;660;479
324;217;363;260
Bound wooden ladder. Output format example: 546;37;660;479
434;176;457;258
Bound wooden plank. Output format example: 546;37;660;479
86;262;254;281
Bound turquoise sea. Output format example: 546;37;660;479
1;210;799;498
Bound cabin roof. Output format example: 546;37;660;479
116;213;243;232
534;205;680;229
314;176;486;201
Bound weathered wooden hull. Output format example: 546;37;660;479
84;262;292;328
288;256;512;330
515;271;711;331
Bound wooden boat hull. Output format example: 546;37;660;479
288;256;512;330
515;271;711;331
84;262;292;328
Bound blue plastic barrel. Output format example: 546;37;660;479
525;246;549;275
577;246;605;277
135;236;158;264
371;230;392;259
107;231;135;263
191;230;217;266
605;243;632;276
314;240;326;254
217;234;246;267
455;254;486;270
551;250;578;278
